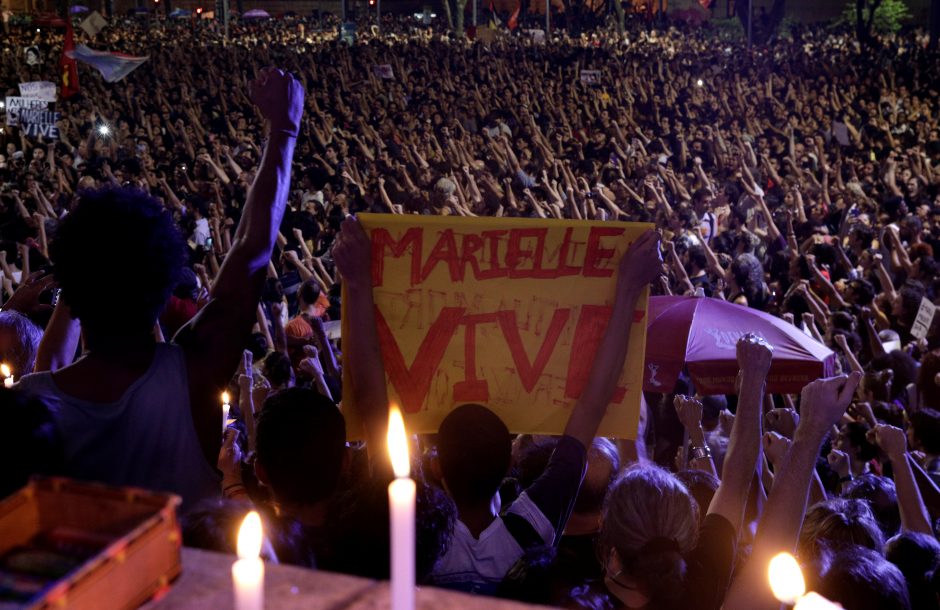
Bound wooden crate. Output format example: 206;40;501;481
0;478;182;610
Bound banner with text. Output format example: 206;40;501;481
5;96;45;127
342;214;652;439
18;81;57;102
5;97;59;138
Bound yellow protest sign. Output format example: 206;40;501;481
342;214;652;439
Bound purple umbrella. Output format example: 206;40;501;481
242;8;270;18
644;296;837;394
69;4;89;13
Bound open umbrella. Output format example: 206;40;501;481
644;296;837;394
69;5;89;13
242;8;270;18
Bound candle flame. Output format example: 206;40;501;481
1;364;10;378
769;552;806;605
222;391;231;405
237;511;262;560
387;406;410;479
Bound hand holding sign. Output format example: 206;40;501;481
333;216;371;290
344;214;654;439
617;229;662;295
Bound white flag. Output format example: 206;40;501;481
80;11;109;36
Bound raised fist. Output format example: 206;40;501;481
250;67;305;135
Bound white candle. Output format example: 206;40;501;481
1;363;13;388
387;406;415;610
222;391;231;434
769;552;841;610
233;511;264;610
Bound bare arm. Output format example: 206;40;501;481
707;336;773;533
333;217;392;473
872;425;933;535
564;230;661;448
177;69;303;466
33;300;82;373
723;372;861;610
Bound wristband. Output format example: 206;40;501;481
690;445;712;461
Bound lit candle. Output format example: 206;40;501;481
232;511;264;610
1;364;13;388
222;391;231;434
387;406;415;610
769;552;841;610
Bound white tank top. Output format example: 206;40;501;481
16;343;219;509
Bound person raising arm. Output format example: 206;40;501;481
723;371;862;610
178;67;305;466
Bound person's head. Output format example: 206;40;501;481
730;252;762;288
573;438;620;516
691;187;713;213
846;279;876;306
684;246;708;274
798;498;885;560
298;278;323;309
0;311;42;377
262;351;295;389
673;470;719;527
909;409;940;456
51;188;186;343
917;352;940;411
810;545;911;610
255;388;347;509
885;532;940;610
172;267;200;301
600;464;698;609
834;421;878;463
843;474;901;538
435;404;512;507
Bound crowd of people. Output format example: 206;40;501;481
1;10;940;610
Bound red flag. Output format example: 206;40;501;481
508;1;521;30
60;19;80;99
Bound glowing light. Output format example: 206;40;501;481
97;124;111;136
696;78;704;87
387;406;410;479
769;553;806;605
236;511;262;560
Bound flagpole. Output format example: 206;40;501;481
473;0;477;27
545;0;549;33
222;0;229;41
747;0;753;49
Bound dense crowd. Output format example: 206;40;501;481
1;12;940;610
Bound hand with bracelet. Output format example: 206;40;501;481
218;428;249;500
674;394;717;477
